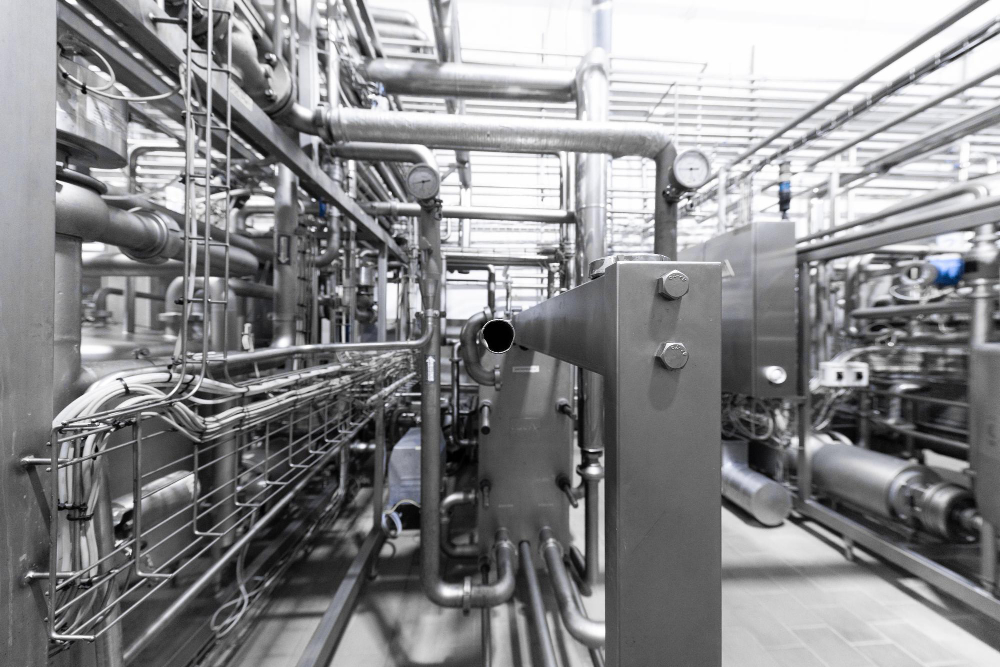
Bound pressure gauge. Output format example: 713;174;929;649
671;149;711;191
404;164;441;200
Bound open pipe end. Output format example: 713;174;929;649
481;319;515;354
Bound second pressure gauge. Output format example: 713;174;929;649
404;164;441;200
671;149;711;191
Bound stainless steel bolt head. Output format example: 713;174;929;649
657;270;690;299
655;342;688;369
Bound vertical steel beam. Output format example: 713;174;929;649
0;2;55;664
513;259;721;666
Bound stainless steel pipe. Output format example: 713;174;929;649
540;528;606;649
520;541;559;667
363;201;574;224
460;308;498;386
359;59;576;102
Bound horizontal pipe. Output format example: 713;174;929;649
199;314;434;366
325;107;670;159
540;528;605;648
329;141;437;168
798;181;991;244
359;58;576;102
851;300;972;318
82;255;235;278
363;201;574;224
58;180;259;275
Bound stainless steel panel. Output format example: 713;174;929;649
1;3;55;664
478;347;575;550
680;221;797;397
969;343;1000;527
513;259;722;667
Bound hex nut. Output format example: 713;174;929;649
655;342;688;369
657;270;689;300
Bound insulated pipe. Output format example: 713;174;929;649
459;308;497;386
520;541;559;667
359;59;576;102
540;528;606;649
363;201;574;224
324;106;670;159
721;462;792;527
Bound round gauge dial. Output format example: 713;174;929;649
672;149;711;190
404;164;441;200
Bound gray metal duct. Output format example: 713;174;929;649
359;59;576;102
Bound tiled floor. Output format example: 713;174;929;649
232;500;1000;667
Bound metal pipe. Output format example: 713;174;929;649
579;449;603;587
723;0;991;171
273;166;298;348
479;401;492;435
57;180;260;275
329;141;437;169
358;59;576;102
440;490;478;559
363;201;574;223
459;308;496;386
416;200;517;608
721;462;792;527
323;106;672;159
850;301;972;319
519;541;559;667
540;528;605;648
480;319;514;354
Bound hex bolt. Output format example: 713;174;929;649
655;342;689;370
657;270;689;300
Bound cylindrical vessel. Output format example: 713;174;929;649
721;463;792;527
811;443;939;520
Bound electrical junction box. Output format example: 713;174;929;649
818;361;869;388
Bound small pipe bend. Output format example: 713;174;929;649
460;307;497;387
424;528;516;608
540;528;605;648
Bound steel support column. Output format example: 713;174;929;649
1;3;55;664
513;258;721;666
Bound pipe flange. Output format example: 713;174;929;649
461;575;473;614
918;482;976;542
119;210;179;264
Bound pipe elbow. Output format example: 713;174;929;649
459;308;498;387
423;530;516;608
540;530;605;648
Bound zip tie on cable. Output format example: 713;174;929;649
117;378;131;395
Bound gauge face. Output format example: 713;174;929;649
405;164;441;200
672;149;711;190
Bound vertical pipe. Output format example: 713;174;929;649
374;403;386;526
481;563;492;667
418;202;445;601
520;542;559;667
124;276;137;334
716;167;729;232
273;165;299;348
580;450;603;588
591;0;613;53
653;146;679;258
53;234;82;411
377;245;388;341
798;261;813;502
